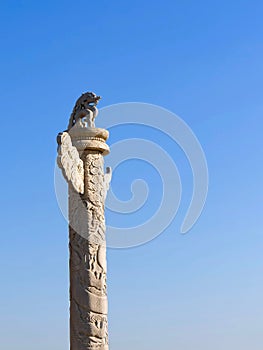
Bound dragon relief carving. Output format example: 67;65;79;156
70;230;108;349
83;153;109;244
87;244;107;296
87;311;108;348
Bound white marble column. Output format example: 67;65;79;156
57;93;111;350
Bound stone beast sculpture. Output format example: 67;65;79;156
68;92;101;130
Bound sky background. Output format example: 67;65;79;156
0;1;263;349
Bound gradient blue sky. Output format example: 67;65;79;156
1;1;263;349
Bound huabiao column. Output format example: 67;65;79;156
57;92;111;350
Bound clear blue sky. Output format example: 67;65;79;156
1;1;263;349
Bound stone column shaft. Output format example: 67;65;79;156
69;150;109;350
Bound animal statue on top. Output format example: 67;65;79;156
68;92;101;130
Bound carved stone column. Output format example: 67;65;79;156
57;92;111;350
